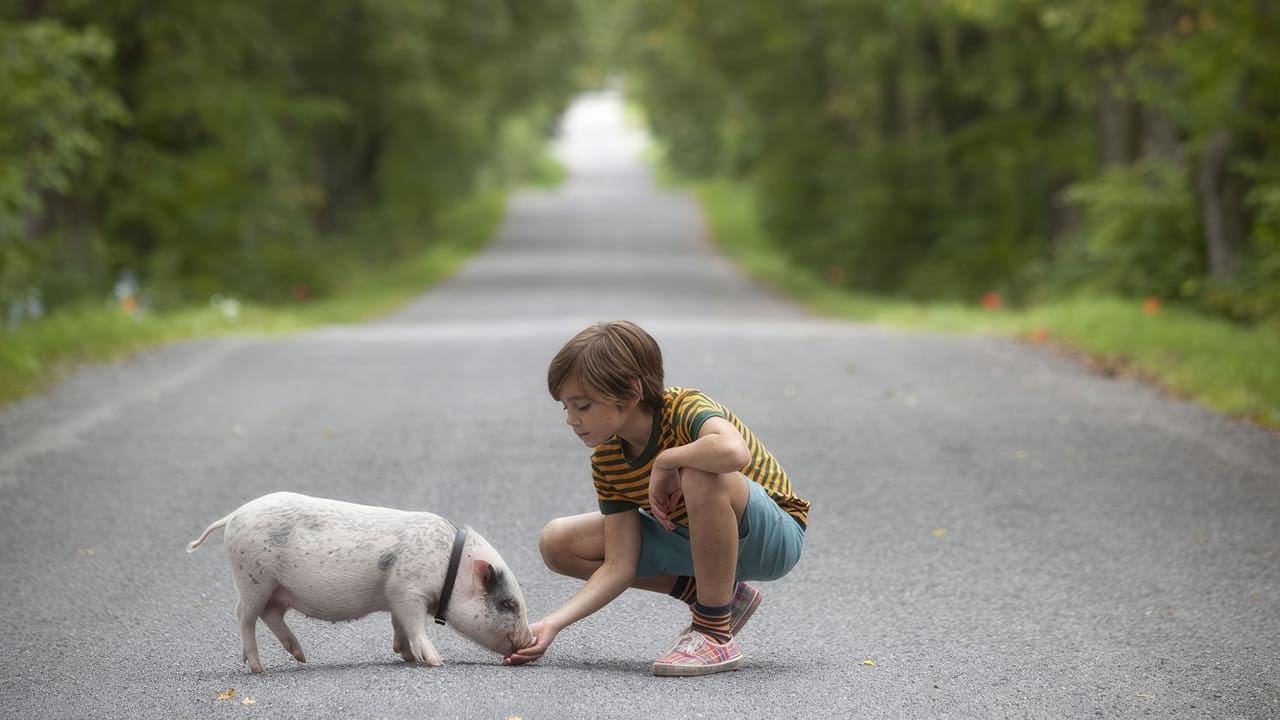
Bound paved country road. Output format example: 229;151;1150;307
2;91;1277;720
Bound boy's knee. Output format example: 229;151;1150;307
539;516;588;574
538;518;569;568
680;468;737;510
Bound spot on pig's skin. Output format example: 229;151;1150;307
378;551;398;571
267;524;292;547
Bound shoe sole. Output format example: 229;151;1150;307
652;655;743;677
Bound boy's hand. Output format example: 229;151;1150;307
503;620;557;666
649;463;682;531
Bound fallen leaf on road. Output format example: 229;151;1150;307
1136;693;1149;700
241;698;256;706
933;528;947;537
77;548;96;557
217;688;236;701
862;659;876;666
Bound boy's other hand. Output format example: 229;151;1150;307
649;464;682;530
503;620;557;666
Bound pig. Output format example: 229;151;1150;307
187;492;533;673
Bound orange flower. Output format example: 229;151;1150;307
1142;296;1161;316
980;292;1003;311
1030;326;1050;344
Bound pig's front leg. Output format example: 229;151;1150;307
388;599;443;666
391;616;415;663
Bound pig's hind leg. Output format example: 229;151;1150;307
260;598;307;664
233;578;278;673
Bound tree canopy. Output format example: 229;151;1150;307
5;0;1278;326
1;0;585;311
615;0;1280;322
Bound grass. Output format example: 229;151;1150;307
693;179;1280;430
0;191;507;407
5;158;1278;431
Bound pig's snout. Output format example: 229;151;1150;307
509;624;535;653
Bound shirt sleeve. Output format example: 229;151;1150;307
592;459;642;514
672;390;727;445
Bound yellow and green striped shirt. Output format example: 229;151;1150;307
591;387;809;528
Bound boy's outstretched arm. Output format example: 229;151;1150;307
504;510;643;665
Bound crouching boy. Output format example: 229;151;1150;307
504;320;810;676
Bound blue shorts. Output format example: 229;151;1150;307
635;480;805;581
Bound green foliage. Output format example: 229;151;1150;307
613;0;1280;322
0;19;125;308
1;0;587;315
1063;159;1201;298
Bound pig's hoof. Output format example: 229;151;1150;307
243;652;265;673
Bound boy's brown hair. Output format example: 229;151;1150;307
548;321;665;410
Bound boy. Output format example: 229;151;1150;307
504;320;809;676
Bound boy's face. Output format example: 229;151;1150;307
557;376;629;448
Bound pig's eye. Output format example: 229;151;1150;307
498;599;518;614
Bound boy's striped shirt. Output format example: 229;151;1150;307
591;387;809;528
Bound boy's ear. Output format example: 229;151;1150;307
629;379;643;406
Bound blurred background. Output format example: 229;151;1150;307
2;0;1278;420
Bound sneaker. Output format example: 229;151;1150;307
652;629;743;676
730;582;762;636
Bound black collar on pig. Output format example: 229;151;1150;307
434;526;469;626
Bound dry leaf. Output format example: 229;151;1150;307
861;659;876;666
217;688;236;701
1136;693;1149;700
77;548;96;557
933;528;947;537
241;698;257;706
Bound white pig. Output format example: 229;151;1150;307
187;492;533;673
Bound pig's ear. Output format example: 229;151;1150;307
473;559;500;594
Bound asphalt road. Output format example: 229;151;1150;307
1;90;1277;720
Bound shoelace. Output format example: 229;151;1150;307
669;631;708;656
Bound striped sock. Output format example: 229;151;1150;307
691;601;732;644
669;576;698;605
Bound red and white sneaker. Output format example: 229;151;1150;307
729;582;762;636
652;629;743;676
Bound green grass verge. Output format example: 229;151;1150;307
0;191;507;407
693;179;1280;430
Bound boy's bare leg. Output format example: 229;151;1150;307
540;512;675;593
681;470;750;607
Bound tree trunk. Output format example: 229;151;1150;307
1197;128;1244;280
1095;74;1139;166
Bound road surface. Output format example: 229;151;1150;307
1;90;1277;719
